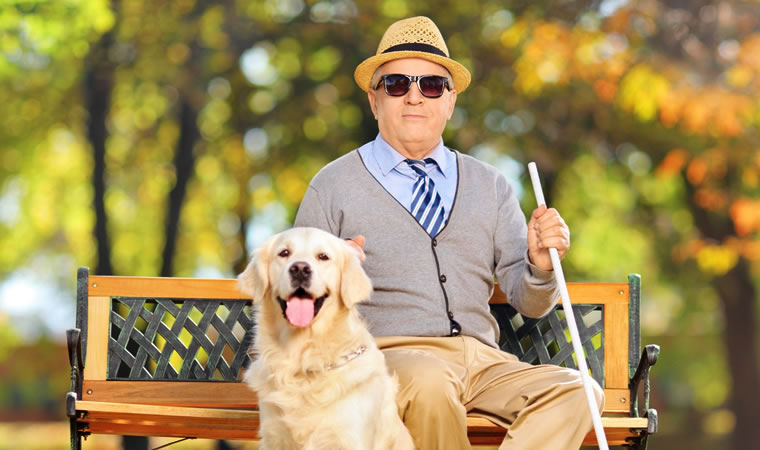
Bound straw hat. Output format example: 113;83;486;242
354;16;471;93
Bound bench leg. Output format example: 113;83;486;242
624;408;657;449
69;417;81;450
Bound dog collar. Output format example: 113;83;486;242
326;345;368;371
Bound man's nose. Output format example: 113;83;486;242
405;81;424;103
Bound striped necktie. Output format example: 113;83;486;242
406;158;446;237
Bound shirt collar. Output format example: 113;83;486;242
372;134;452;178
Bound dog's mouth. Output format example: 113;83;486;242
277;287;329;328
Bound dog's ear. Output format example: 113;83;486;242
237;238;273;302
340;242;372;308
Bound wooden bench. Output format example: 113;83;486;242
66;267;659;449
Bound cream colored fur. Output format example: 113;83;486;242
238;227;414;450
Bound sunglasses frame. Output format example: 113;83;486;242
374;74;452;98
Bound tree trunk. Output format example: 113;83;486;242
84;27;114;277
160;97;200;277
685;176;760;449
713;259;760;449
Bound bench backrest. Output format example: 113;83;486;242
75;268;640;414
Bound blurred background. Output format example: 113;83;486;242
1;0;759;449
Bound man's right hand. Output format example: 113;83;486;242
346;235;366;261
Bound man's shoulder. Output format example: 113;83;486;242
310;150;364;183
453;150;507;180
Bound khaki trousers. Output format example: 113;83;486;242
377;336;605;450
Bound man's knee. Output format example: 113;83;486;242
386;351;463;415
565;370;605;414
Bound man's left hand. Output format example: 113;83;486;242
527;206;570;271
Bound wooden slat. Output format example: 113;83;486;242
466;416;647;446
465;416;647;429
488;282;629;305
83;422;258;441
88;275;627;305
604;302;630;389
83;296;110;380
76;401;261;441
89;276;245;299
76;400;258;421
82;381;258;408
81;381;628;414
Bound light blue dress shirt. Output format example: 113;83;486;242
358;134;458;225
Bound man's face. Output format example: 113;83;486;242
368;58;457;157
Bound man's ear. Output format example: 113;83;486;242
368;89;378;120
340;243;372;309
237;238;273;302
446;88;457;119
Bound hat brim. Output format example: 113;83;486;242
354;51;471;93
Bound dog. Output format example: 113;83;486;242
238;227;415;450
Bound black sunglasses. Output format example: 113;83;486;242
374;74;451;98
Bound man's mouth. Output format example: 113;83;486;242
277;287;328;328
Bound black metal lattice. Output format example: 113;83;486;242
490;303;605;386
108;297;254;381
107;297;603;384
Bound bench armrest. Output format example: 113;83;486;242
67;328;84;398
629;344;659;419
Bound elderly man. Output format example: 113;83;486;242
294;16;603;449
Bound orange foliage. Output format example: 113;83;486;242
687;157;708;185
657;148;690;176
738;34;760;73
730;198;760;236
508;7;760;138
685;148;728;186
681;95;711;133
513;21;574;94
602;7;633;34
655;82;752;136
741;239;760;260
694;188;728;211
659;91;686;127
593;78;618;102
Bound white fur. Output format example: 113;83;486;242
238;227;415;450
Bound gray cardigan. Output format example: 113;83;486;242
294;149;559;348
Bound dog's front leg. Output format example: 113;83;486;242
258;403;299;450
303;430;364;450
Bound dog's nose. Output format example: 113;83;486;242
289;261;311;284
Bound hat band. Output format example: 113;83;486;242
381;43;447;58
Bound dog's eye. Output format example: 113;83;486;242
278;249;290;258
317;253;330;261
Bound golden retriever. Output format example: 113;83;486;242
238;227;414;450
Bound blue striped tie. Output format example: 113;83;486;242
406;158;446;237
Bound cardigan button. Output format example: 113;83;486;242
432;238;438;247
450;319;461;336
439;274;447;283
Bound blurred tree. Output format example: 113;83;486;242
476;2;760;447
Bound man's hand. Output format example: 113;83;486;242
346;235;366;262
527;206;570;271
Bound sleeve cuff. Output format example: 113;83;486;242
524;251;555;283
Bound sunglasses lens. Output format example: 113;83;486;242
419;76;446;97
383;75;412;96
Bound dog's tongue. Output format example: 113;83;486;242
285;297;315;327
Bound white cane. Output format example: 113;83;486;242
528;162;609;450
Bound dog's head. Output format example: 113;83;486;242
238;227;372;329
